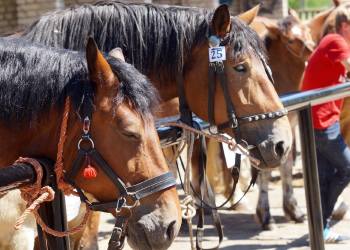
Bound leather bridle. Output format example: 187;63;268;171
63;87;177;249
206;36;288;143
175;33;288;250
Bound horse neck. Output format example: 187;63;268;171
267;39;306;94
0;111;63;167
148;74;179;102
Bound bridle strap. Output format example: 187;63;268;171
208;62;242;142
196;134;223;250
126;172;176;200
217;108;288;131
108;215;128;250
65;146;176;211
177;73;193;125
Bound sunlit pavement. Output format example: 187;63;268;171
97;176;350;250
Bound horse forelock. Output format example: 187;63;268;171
229;17;267;62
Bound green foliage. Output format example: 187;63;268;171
288;0;332;9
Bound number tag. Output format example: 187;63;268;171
209;46;226;62
221;142;246;169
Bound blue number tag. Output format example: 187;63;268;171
209;46;226;62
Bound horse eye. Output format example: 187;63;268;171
288;39;294;44
122;131;141;141
233;64;247;73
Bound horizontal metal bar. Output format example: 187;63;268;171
0;163;36;193
157;82;350;145
280;82;350;111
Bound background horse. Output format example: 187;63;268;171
0;37;181;250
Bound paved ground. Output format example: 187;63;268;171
97;175;350;250
99;174;350;250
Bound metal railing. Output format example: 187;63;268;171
297;7;327;21
0;159;70;250
156;82;350;250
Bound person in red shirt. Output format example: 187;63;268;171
301;6;350;243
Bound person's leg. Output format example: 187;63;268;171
314;145;332;225
316;122;350;220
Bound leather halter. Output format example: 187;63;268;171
176;35;288;250
64;89;176;249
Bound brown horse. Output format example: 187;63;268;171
207;9;315;230
0;37;181;250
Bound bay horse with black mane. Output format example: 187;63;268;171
0;37;181;250
22;1;292;168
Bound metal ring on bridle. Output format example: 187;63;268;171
115;197;140;214
77;135;95;150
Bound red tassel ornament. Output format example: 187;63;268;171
82;156;98;179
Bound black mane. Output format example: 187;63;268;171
22;1;266;82
0;37;158;125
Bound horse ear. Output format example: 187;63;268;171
306;8;334;43
333;0;341;6
86;37;117;89
288;8;301;22
238;4;260;25
108;47;126;62
211;5;231;37
262;20;280;39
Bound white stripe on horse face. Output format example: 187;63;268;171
291;25;302;37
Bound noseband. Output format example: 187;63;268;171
61;91;176;249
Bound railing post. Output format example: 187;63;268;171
37;159;70;250
298;106;324;250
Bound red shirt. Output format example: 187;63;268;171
301;34;350;129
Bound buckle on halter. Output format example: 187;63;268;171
115;196;140;214
116;197;126;213
83;116;91;134
230;116;238;129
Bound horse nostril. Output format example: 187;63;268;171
166;220;177;241
275;141;285;158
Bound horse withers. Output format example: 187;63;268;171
0;37;181;250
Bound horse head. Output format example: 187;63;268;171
253;10;315;94
185;5;293;169
0;37;181;250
